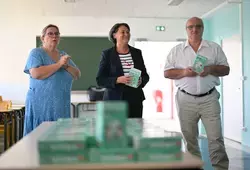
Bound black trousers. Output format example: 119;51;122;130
127;101;143;118
122;87;143;118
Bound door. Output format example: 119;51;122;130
222;34;243;142
134;41;180;120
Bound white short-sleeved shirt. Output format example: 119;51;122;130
164;40;229;95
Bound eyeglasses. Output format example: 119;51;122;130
46;32;60;37
186;24;203;30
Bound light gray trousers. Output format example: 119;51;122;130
175;89;229;170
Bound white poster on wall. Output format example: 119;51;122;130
135;41;181;120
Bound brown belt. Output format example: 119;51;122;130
179;87;215;97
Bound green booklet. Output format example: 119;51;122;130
192;55;208;73
126;68;141;88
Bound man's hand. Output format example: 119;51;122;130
183;67;198;77
199;66;211;77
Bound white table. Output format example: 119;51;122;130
0;122;203;170
0;122;53;169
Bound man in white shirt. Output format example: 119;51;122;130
164;17;229;170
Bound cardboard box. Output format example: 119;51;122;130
38;133;87;153
137;136;182;150
96;101;128;148
89;148;135;163
39;153;87;164
137;148;182;162
38;123;88;153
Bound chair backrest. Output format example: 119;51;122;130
87;86;105;101
0;101;12;110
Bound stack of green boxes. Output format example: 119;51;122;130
135;133;182;162
38;101;183;165
91;101;136;163
38;118;91;164
127;119;183;162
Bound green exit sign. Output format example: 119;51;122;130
156;26;165;31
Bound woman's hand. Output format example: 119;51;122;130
137;77;142;87
58;55;71;67
116;76;131;84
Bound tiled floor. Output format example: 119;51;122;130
200;137;250;170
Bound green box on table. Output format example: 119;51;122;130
89;148;136;163
95;101;128;148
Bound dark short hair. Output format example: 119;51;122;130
41;24;60;37
108;23;130;44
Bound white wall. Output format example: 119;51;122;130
0;0;187;104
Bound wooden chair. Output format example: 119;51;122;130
0;101;12;110
0;109;14;151
0;96;25;151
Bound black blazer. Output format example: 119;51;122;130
96;46;149;103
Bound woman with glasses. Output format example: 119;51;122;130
23;24;81;136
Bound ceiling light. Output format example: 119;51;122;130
64;0;76;3
167;0;185;6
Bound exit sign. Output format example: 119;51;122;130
156;26;165;31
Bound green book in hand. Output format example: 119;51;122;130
192;55;208;73
126;68;142;88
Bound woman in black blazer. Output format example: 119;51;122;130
96;23;149;118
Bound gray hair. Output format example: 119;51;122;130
40;24;60;46
41;24;60;37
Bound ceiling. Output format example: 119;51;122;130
39;0;227;18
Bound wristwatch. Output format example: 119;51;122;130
63;64;69;69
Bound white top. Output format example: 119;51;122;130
164;40;229;94
119;53;134;76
